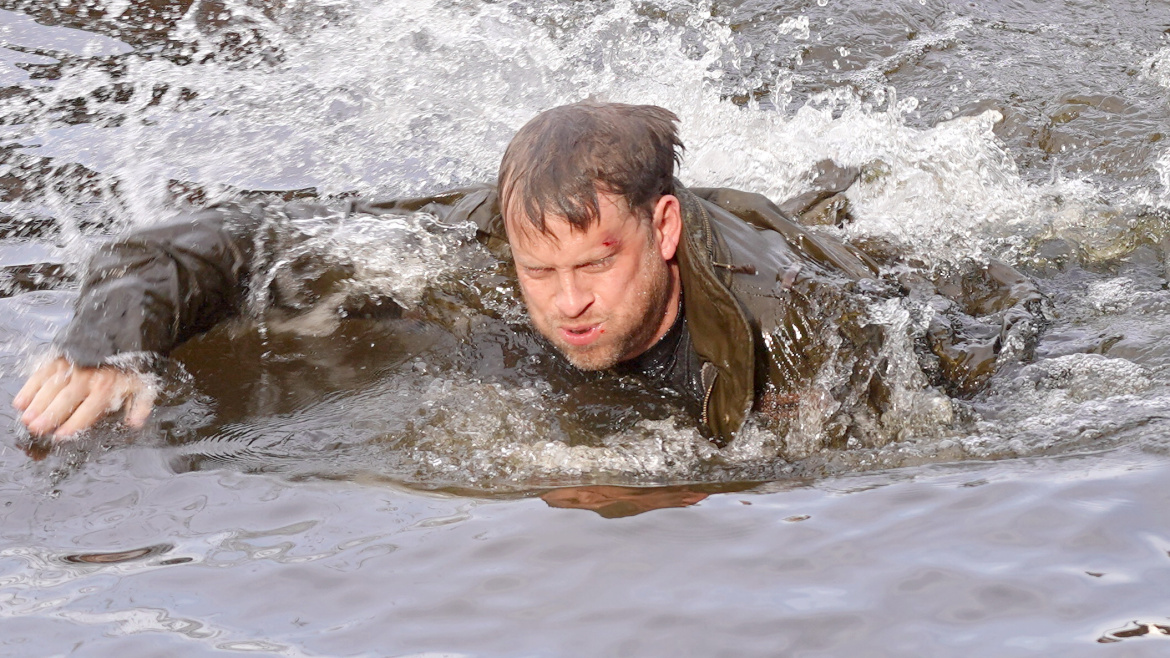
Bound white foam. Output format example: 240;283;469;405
8;0;1106;271
1142;46;1170;91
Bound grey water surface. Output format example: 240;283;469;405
4;0;1170;655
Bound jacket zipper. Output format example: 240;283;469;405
699;200;714;258
700;362;718;428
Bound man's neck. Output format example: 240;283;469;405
648;262;683;348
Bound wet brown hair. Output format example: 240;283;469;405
498;101;684;234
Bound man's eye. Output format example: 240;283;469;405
524;267;552;277
583;258;612;271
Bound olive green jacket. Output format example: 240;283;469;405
59;182;1044;447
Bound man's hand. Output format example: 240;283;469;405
12;358;155;438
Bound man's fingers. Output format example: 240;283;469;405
25;378;94;436
13;359;67;410
21;367;75;425
17;364;155;437
124;386;156;428
54;390;118;438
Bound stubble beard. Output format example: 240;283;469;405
543;255;673;371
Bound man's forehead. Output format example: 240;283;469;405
503;191;641;245
506;214;621;260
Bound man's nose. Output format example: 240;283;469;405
554;271;593;318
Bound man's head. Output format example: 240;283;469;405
498;102;686;370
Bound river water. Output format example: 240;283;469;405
4;0;1170;655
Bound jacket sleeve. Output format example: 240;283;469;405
57;186;500;368
58;204;262;367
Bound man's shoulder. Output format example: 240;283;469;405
682;185;797;239
684;161;860;229
686;186;786;217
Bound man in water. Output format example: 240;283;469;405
12;101;1046;448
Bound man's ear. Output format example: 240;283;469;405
652;194;682;261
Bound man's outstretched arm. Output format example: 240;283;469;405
13;187;499;439
14;203;264;438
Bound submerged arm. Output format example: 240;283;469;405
16;203;263;438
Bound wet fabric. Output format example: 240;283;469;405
614;300;706;418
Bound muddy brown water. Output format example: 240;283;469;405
4;1;1170;655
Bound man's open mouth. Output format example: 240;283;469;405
560;324;602;347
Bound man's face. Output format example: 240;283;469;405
506;191;682;370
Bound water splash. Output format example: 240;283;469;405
6;1;1170;489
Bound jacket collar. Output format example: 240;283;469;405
674;186;755;446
